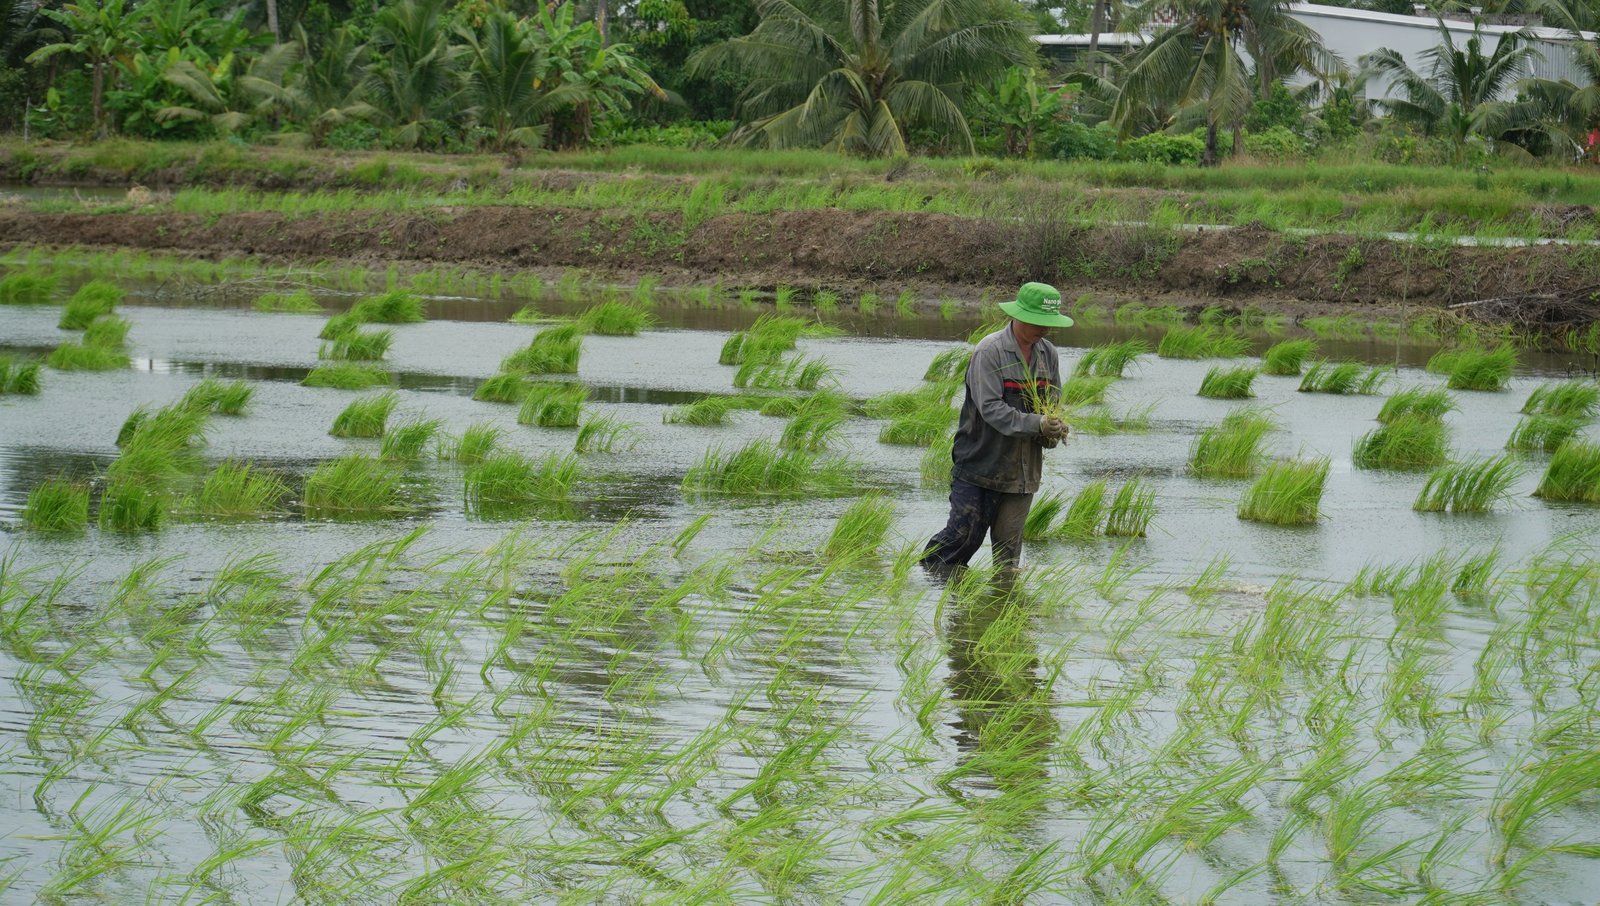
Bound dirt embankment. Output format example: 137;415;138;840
2;205;1596;322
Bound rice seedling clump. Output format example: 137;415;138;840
303;455;407;516
350;290;427;323
1156;326;1250;359
1507;415;1587;453
330;392;399;438
924;347;973;382
320;328;394;361
46;341;130;371
445;422;503;463
1197;365;1258;399
59;280;122;329
380;418;443;461
182;378;253;416
1061;375;1115;406
1353;416;1451;470
579;300;654;336
192;461;290;518
1533;441;1600;503
1104;477;1157;537
823;493;894;560
301;363;392;389
253;289;321;312
503;323;583;374
1074;338;1149;377
665;396;737;426
734;354;835;391
575;414;638;453
1429;345;1516;391
920;433;954;485
1414;455;1522;513
519;382;588;428
1299;359;1384;394
1023;491;1066;541
473;372;531;403
0;356;41;395
82;315;131;349
1238;457;1331;524
1378;386;1455;424
878;400;958;446
464;451;579;513
778;391;848;451
21;478;89;532
98;475;169;531
683;440;856;496
1058;480;1109;537
1521;380;1599;419
1261;338;1317;376
0;270;56;304
1189;409;1275;478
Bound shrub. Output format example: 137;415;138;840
1238;458;1330;525
1533;441;1600;503
1353;416;1450;470
59;280;121;329
1119;130;1206;165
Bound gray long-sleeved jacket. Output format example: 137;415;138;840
949;326;1061;494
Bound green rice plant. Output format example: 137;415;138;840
329;392;399;438
1238;457;1330;525
301;363;391;389
464;451;579;513
1507;415;1587;453
1073;338;1150;377
320;328;394;361
0;356;41;395
1533;441;1600;503
575;414;639;453
682;440;856;496
1022;491;1066;541
182;378;253;416
1452;546;1501;597
1493;751;1600;868
502;323;582;374
192;461;290;517
518;382;587;427
1061;375;1114;406
46;341;129;371
1414;455;1522;513
98;475;168;531
1057;479;1108;538
1298;359;1376;394
823;493;894;560
21;478;89;532
878;400;958;446
1261;338;1317;376
1353;416;1451;470
253;289;321;312
758;395;802;417
0;271;57;304
920;432;954;485
1104;477;1156;537
1198;365;1258;399
1302;314;1367;340
719;315;814;365
858;291;879;314
1378;387;1456;424
303;454;406;516
665;396;737;425
778;391;848;451
82;315;130;349
380;417;443;460
734;354;835;391
895;288;917;315
1072;402;1155;434
1521;380;1599;418
446;422;502;464
350;290;426;323
814;289;839;312
579;300;654;336
773;285;796;309
924;347;972;382
1358;366;1393;396
318;312;361;339
1156;325;1250;359
509;303;548;324
1442;345;1516;391
59;281;121;329
1189;408;1275;478
473;372;531;402
116;402;208;457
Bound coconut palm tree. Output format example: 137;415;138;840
457;10;558;150
363;0;463;147
1501;35;1599;159
687;0;1037;157
293;25;376;146
27;0;149;133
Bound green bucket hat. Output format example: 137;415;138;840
999;282;1074;328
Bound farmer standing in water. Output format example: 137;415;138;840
922;281;1072;573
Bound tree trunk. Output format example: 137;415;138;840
1203;121;1218;167
1232;124;1243;157
596;0;608;45
1087;0;1107;72
91;59;105;136
266;0;280;41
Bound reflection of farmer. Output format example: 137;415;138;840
922;282;1072;571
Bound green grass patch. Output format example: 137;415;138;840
0;356;41;394
320;328;394;361
59;280;121;329
1533;441;1600;503
330;392;399;438
1198;365;1259;399
1521;381;1599;419
1261;338;1317;376
1238;457;1330;525
1378;386;1456;424
21;478;89;532
1507;415;1587;453
303;455;407;517
192;461;290;518
1189;409;1275;478
0;271;57;304
301;363;392;389
518;382;588;428
1353;416;1451;470
253;289;322;312
1414;455;1522;514
1156;326;1250;359
683;440;856;497
1074;338;1150;377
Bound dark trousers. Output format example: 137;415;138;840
922;479;1034;569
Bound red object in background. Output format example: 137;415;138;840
1588;128;1600;160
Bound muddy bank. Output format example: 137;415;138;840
2;205;1596;323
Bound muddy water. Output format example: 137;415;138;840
2;293;1599;903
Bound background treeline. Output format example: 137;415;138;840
5;0;1600;166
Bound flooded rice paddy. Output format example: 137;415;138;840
2;284;1599;904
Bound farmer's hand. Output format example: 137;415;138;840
1041;416;1069;441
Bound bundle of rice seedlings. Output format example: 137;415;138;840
666;396;737;426
116;403;208;462
350;290;426;323
22;478;89;532
1533;441;1600;503
924;347;973;382
1057;480;1109;538
1353;417;1451;470
1189;409;1275;478
758;396;803;417
1507;415;1587;453
330;392;399;438
575;414;638;453
1378;387;1456;424
303;455;406;516
920;433;954;486
682;440;856;496
1414;455;1522;514
879;402;958;446
509;303;548;324
318;312;362;339
0;271;57;304
1022;491;1066;541
1261;339;1317;376
83;315;131;349
0;356;41;395
502;323;583;374
380;417;443;460
59;281;122;329
1238;457;1330;525
733;354;835;391
579;300;654;336
473;372;531;403
1357;365;1393;395
301;363;392;389
465;451;579;513
1198;366;1259;400
1299;359;1372;394
1074;338;1150;378
1443;346;1516;391
98;476;169;532
1156;325;1250;359
518;382;587;428
778;392;848;452
1061;375;1115;406
253;289;321;312
46;341;130;371
182;378;253;416
445;422;503;464
823;493;895;560
193;461;290;517
1104;478;1156;537
320;328;394;361
1072;402;1155;435
1521;381;1599;419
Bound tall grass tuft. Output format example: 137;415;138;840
1414;455;1523;514
83;315;131;349
1430;345;1516;391
1533;441;1600;503
465;451;579;514
683;440;856;496
503;323;582;374
519;382;587;427
1507;415;1587;453
22;478;89;532
1354;416;1451;470
1299;359;1383;394
575;414;638;453
579;300;654;336
0;271;57;304
0;356;41;395
778;391;849;451
350;290;426;323
330;392;399;438
824;493;894;560
46;341;130;371
253;289;321;312
1023;491;1066;540
446;422;502;464
1521;380;1599;418
1198;365;1259;399
380;417;443;460
1189;409;1275;478
1074;338;1150;377
193;461;290;517
1157;325;1250;359
182;378;253;416
303;455;406;516
59;281;121;329
1058;480;1109;538
98;476;168;531
1378;386;1456;424
473;372;531;402
1238;457;1331;525
301;363;392;389
320;328;394;361
665;396;737;426
1261;338;1317;376
1104;477;1157;537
